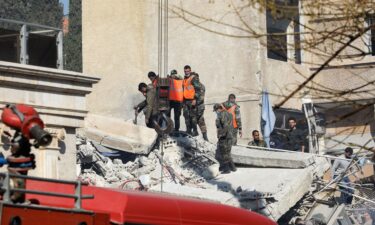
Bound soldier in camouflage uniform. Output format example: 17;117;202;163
134;82;148;117
222;94;242;146
213;104;236;174
183;65;201;136
144;83;158;128
248;130;267;147
135;82;159;129
196;80;208;141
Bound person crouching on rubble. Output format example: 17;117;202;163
213;104;236;174
331;147;359;205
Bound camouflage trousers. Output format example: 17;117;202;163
197;104;207;133
216;137;233;164
183;101;198;134
231;128;238;146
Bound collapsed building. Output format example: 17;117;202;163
76;115;344;223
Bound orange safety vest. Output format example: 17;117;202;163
183;75;196;100
169;79;183;102
222;104;238;128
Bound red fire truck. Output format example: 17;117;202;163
0;172;277;225
0;105;276;225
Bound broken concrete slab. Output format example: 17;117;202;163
77;132;330;223
85;127;153;154
149;166;319;221
84;113;158;154
214;167;315;221
231;145;316;168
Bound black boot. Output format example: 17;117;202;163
229;161;237;172
186;125;192;135
192;126;199;137
202;132;209;141
221;163;231;174
219;163;225;172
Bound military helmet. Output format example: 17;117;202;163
170;69;178;75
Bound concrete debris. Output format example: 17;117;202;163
232;145;316;168
77;132;220;190
172;131;217;156
76;130;331;223
83;114;158;154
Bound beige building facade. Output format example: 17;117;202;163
82;0;308;143
0;61;99;179
82;0;375;151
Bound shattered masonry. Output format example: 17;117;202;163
77;131;331;221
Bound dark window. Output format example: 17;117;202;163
368;15;375;56
267;28;288;61
266;0;300;62
0;28;19;63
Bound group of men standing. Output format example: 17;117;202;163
135;68;311;175
135;65;245;174
135;65;208;141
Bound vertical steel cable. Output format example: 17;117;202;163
158;0;162;77
164;0;168;78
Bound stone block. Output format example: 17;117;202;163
231;145;316;168
85;127;154;154
215;167;314;220
84;114;158;154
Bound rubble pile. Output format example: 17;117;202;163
76;131;331;222
77;132;220;190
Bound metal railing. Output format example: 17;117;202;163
0;172;94;210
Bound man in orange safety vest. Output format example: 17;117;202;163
168;69;183;132
222;94;242;145
182;65;201;136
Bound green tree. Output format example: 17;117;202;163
0;0;63;28
64;0;82;72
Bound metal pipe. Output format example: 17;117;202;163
0;172;86;185
0;18;62;31
9;188;94;200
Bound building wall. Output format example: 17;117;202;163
0;61;99;180
82;0;310;142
